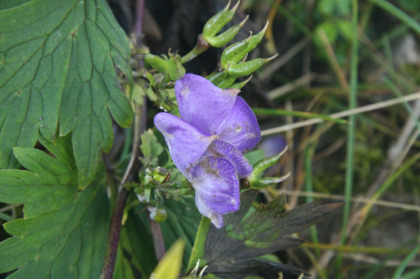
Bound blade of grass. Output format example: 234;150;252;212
369;0;420;35
336;0;359;275
304;145;321;258
392;242;420;279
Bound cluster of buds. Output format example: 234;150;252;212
136;166;170;222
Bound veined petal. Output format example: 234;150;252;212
190;156;240;227
154;112;217;176
175;73;239;135
206;140;253;178
216;96;261;152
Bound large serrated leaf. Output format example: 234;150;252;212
0;136;110;278
0;0;133;187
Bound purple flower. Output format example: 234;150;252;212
154;74;260;228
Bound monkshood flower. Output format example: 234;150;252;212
154;74;260;228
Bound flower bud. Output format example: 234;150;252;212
207;70;227;85
248;146;287;183
148;206;167;222
203;0;237;38
168;53;186;80
250;173;291;189
220;21;268;69
205;15;248;48
151;167;170;184
230;75;252;89
227;55;277;77
144;54;168;73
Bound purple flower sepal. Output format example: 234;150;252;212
154;73;260;228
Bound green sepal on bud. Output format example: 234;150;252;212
248;146;288;183
227;55;277;77
144;54;169;73
230;75;252;89
168;52;186;80
207;70;228;85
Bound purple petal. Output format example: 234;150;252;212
154;112;217;176
195;194;224;228
206;140;253;178
175;73;239;135
190;156;240;227
216;96;261;152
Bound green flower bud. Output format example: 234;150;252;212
207;70;227;85
248;146;287;183
217;76;236;89
168;53;186;81
220;21;268;68
205;15;248;48
230;75;252;89
151;167;170;184
144;54;168;73
250;174;291;189
227;55;277;77
203;0;238;39
148;206;167;222
221;33;252;69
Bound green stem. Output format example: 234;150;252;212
181;34;210;64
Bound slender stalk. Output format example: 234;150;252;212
99;0;146;278
336;0;358;275
149;219;166;261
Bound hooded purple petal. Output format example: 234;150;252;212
206;140;253;178
175;73;239;135
154;112;217;176
190;156;240;228
216;96;261;152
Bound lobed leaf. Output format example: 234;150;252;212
0;0;133;187
0;137;110;278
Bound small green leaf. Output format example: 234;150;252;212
151;239;186;279
140;129;164;167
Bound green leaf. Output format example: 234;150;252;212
118;213;157;277
0;0;133;187
151;239;185;279
140;129;164;167
0;138;110;278
203;191;341;278
160;196;202;269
